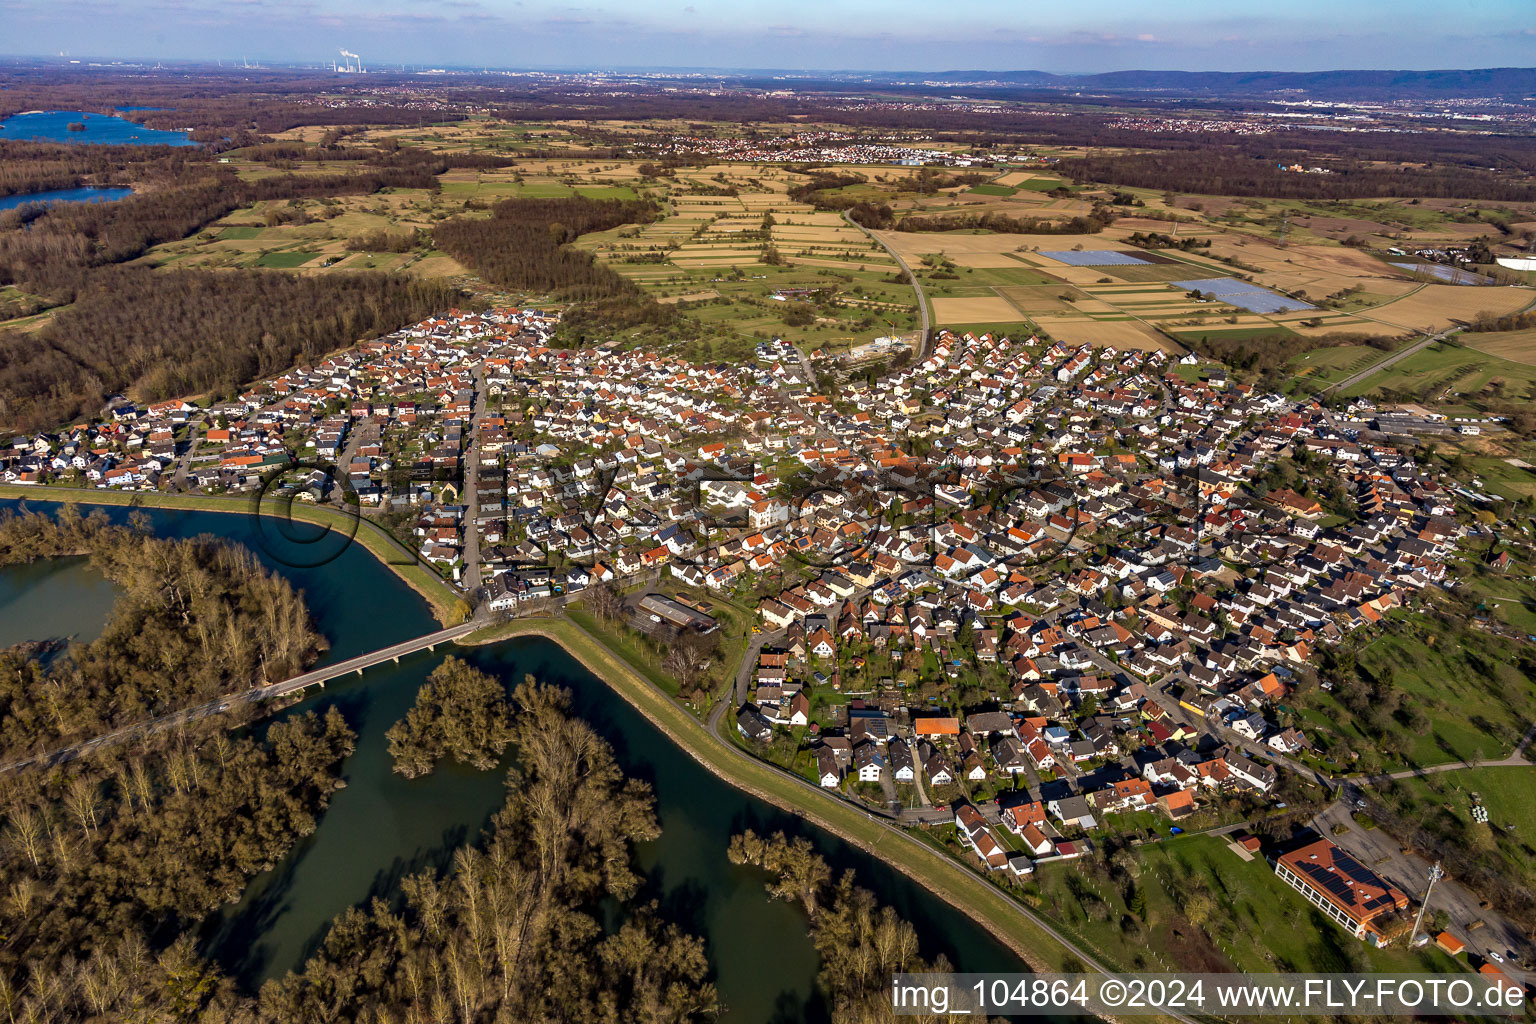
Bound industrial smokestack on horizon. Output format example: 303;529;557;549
337;48;363;72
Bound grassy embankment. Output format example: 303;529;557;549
459;615;1098;975
0;484;462;624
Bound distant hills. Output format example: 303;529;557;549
872;67;1536;101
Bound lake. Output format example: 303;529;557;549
0;186;134;211
0;499;1030;1021
0;110;194;146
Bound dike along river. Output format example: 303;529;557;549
0;500;1028;1022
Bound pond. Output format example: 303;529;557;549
0;499;1032;1022
0;186;134;211
0;110;194;146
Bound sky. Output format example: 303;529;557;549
4;0;1534;73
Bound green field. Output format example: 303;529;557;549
1388;766;1536;844
1014;178;1070;192
218;226;263;240
1373;765;1536;925
438;181;577;198
1464;456;1536;502
966;183;1019;197
1460;552;1536;633
1295;609;1536;772
1287;344;1390;389
1343;340;1536;402
255;250;321;268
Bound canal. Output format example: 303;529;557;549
0;499;1028;1022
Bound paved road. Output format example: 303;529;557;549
694;630;1203;1020
843;211;931;361
0;621;476;774
332;415;377;506
462;358;492;593
257;622;476;698
1320;327;1456;395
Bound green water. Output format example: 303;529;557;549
0;500;1030;1022
0;554;121;647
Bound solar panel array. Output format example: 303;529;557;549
1388;262;1491;286
1038;250;1151;267
1172;278;1315;314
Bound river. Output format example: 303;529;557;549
0;499;1028;1022
0;554;120;647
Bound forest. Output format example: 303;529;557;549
896;209;1116;235
0;505;322;758
0;267;468;430
0;140;205;199
386;656;514;777
0;135;479;431
1061;149;1536;203
727;830;977;1024
0;707;357;1023
433;196;677;342
261;680;718;1024
0;154;438;301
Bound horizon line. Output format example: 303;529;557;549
3;54;1534;78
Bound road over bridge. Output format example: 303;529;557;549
0;621;476;774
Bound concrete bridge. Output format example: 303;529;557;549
0;621;477;774
251;622;477;700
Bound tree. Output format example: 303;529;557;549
267;681;715;1024
584;581;624;622
385;657;513;777
662;632;717;699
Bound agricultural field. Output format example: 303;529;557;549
930;296;1023;323
1343;338;1536;402
1361;284;1534;333
115;117;1533;370
868;210;1516;348
135;187;474;279
1464;327;1536;366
